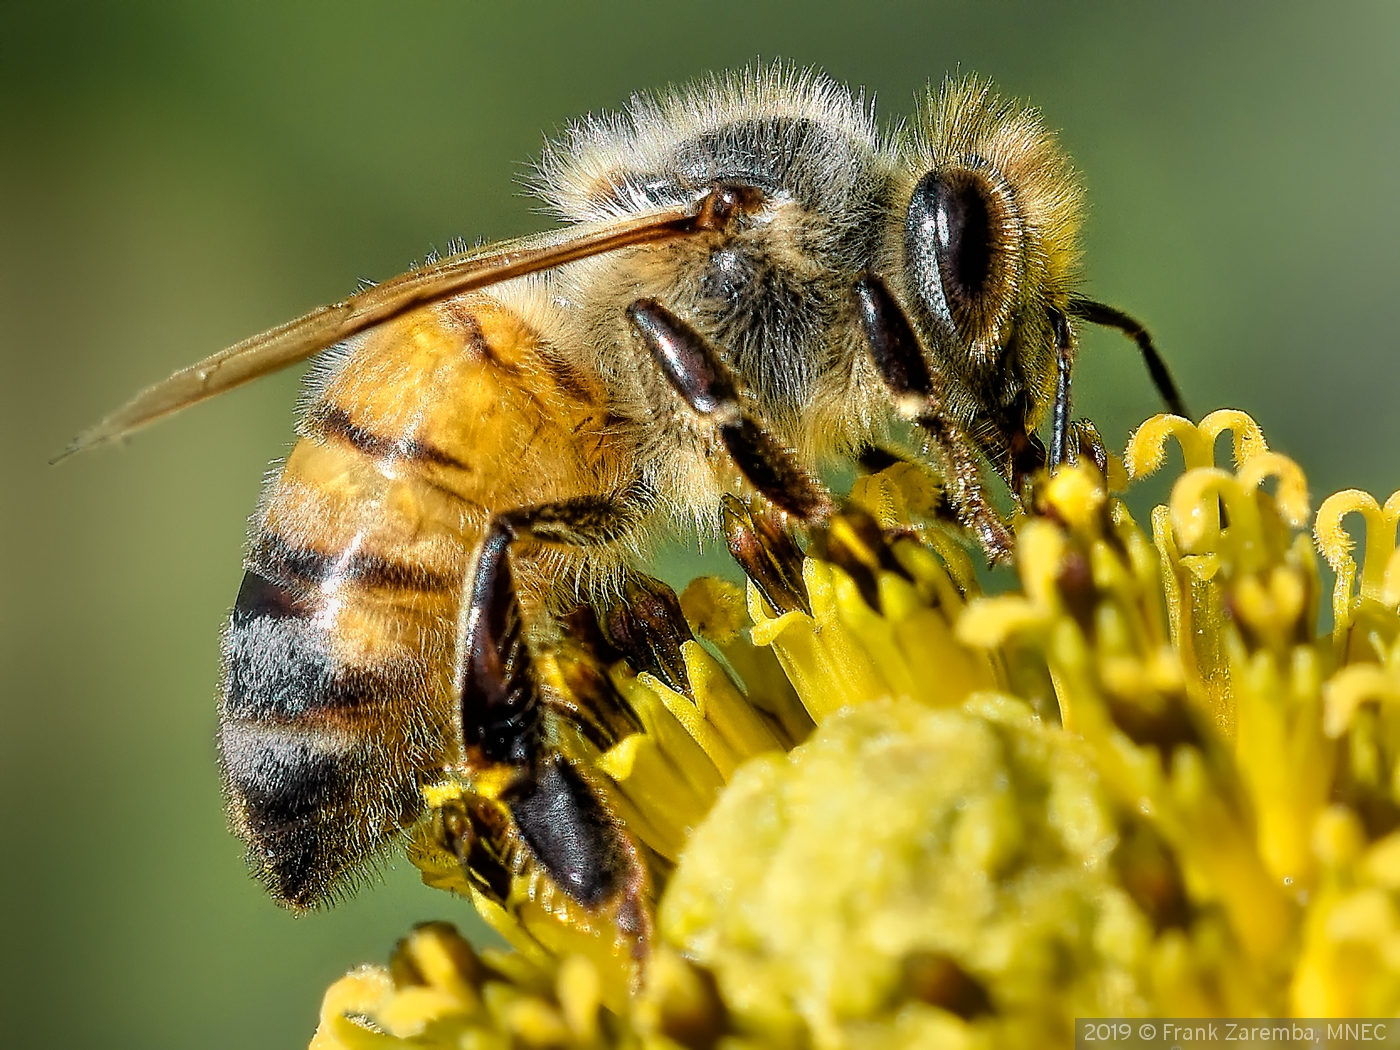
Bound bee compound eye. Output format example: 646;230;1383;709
905;170;1001;336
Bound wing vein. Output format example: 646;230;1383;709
58;201;703;460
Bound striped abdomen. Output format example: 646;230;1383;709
219;290;632;907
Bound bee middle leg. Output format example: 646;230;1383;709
458;496;648;926
625;298;833;525
853;274;1016;562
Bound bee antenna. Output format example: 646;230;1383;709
1068;296;1192;422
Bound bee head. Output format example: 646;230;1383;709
899;77;1083;419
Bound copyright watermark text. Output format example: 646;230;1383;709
1076;1019;1398;1048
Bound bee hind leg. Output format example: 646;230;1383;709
458;499;649;931
625;298;833;525
852;273;1016;563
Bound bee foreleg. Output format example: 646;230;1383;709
916;416;1017;562
1049;310;1109;477
853;274;1016;562
625;298;833;524
971;404;1046;502
457;499;648;918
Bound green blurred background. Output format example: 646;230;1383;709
3;1;1398;1046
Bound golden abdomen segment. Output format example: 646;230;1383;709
217;292;631;908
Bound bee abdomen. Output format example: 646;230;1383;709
304;401;470;472
218;720;354;905
219;538;446;907
223;603;399;719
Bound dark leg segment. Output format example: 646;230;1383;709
600;573;695;694
720;494;811;616
458;519;541;768
504;753;630;908
1068;296;1191;420
456;495;641;914
853;274;1015;562
626;299;832;523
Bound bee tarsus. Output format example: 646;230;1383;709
600;574;695;694
720;494;812;617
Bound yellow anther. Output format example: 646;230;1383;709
1042;461;1106;532
1238;451;1311;529
1017;518;1070;608
1323;663;1400;737
1314;489;1400;611
848;460;944;527
679;577;747;644
1233;569;1306;645
1169;468;1265;572
956;520;1065;650
1125;409;1268;480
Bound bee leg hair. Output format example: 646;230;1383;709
625;298;833;524
1069;418;1110;476
458;499;647;918
853;273;1016;563
972;401;1046;503
432;790;516;905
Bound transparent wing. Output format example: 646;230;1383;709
58;200;703;460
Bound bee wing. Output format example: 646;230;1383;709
57;201;702;460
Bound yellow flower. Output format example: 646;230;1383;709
312;411;1400;1048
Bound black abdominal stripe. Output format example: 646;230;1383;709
220;533;431;908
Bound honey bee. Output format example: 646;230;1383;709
65;65;1186;941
